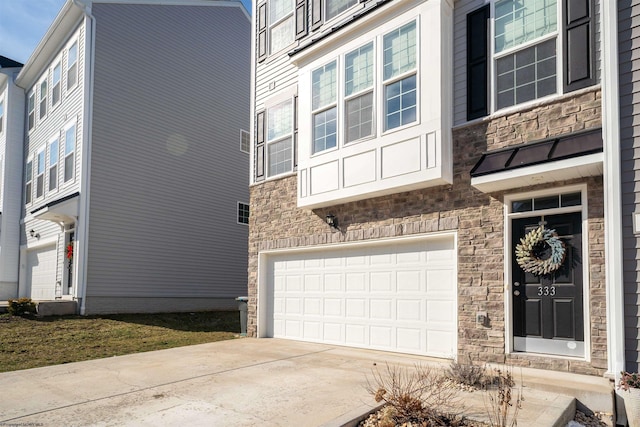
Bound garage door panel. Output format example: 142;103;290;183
267;237;457;357
27;245;57;300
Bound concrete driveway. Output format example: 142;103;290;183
0;338;439;426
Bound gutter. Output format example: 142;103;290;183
600;0;625;377
71;0;96;315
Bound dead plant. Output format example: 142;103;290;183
366;362;462;426
483;367;522;427
447;355;488;388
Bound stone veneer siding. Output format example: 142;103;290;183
248;87;605;376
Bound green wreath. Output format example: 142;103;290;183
515;226;566;276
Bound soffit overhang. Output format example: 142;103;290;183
31;192;80;224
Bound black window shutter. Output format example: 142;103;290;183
256;111;265;180
293;96;298;168
466;5;489;121
295;0;307;39
258;3;267;62
311;0;322;30
563;0;595;92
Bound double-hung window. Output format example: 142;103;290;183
27;92;35;131
25;159;33;204
67;42;78;90
312;61;337;154
494;0;558;110
48;137;59;192
266;100;294;177
466;0;594;120
269;0;294;54
52;62;61;106
383;21;417;131
345;42;374;143
36;149;45;198
39;78;48;120
64;123;76;182
0;100;4;134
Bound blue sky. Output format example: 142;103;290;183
0;0;252;65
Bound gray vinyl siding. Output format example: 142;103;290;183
87;3;250;305
620;0;640;372
452;0;602;126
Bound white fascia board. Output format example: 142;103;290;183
471;153;604;193
15;1;84;89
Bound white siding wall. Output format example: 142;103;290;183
0;71;25;297
85;3;250;311
21;22;86;296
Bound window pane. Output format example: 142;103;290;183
345;43;373;96
496;39;557;109
65;125;76;155
37;151;45;174
64;154;74;182
383;21;417;80
267;137;293;176
50;140;59;164
385;74;417;130
267;100;292;141
561;192;581;207
53;64;61;84
534;195;559;210
68;43;78;66
326;0;357;20
270;0;294;23
346;91;373;143
312;61;337;110
39;80;47;119
495;0;557;53
313;107;337;153
270;16;294;53
49;165;57;191
511;199;533;213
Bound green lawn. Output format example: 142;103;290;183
0;311;240;373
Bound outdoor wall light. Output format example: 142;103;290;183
29;229;40;239
325;214;338;229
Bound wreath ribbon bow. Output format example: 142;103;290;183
515;226;566;276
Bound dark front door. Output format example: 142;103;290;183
512;212;584;356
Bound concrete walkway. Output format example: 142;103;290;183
0;338;608;426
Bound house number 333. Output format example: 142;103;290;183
537;286;556;296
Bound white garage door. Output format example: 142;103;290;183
265;236;457;358
27;245;57;300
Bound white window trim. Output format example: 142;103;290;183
51;59;62;109
47;135;59;194
63;119;77;186
240;129;250;154
263;86;297;180
237;201;250;225
38;74;48;123
35;147;46;200
503;184;590;361
489;0;563;114
66;39;79;93
25;156;34;205
27;91;36;133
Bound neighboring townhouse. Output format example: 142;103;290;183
0;56;24;301
249;0;614;379
7;0;251;314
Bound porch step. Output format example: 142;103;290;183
36;300;78;316
494;364;615;415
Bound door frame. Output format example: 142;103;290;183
503;184;590;360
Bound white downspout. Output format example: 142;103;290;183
601;0;625;378
72;0;95;315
